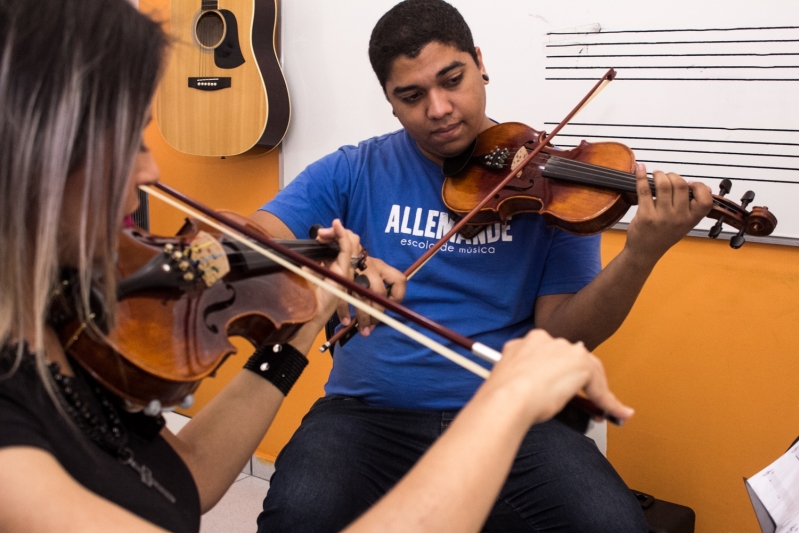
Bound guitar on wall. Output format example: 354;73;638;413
156;0;291;157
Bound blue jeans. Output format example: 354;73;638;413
256;395;648;533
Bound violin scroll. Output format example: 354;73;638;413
706;179;777;249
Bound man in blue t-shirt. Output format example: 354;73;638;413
250;1;712;531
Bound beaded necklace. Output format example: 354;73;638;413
47;361;177;504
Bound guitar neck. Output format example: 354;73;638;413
201;1;218;11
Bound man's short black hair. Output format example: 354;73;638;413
369;0;478;90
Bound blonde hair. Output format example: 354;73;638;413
0;0;167;382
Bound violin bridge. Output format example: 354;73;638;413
511;147;529;179
190;231;231;286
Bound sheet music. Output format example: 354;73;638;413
747;440;799;532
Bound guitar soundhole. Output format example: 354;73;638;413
195;11;225;49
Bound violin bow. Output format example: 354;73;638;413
323;68;617;352
141;182;621;425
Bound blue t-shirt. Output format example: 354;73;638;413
263;129;601;410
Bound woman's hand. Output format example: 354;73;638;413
483;329;634;427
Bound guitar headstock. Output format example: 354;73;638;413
707;179;777;249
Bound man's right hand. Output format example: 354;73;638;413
339;255;406;336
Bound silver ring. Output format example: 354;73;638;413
350;256;361;268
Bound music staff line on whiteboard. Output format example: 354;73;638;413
548;25;799;36
547;78;799;81
544;122;799;133
547;38;799;48
550;146;799;180
552;134;799;148
546;122;799;185
545;25;799;81
604;147;799;159
553;145;799;169
548;53;799;58
549;65;799;69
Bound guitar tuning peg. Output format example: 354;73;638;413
718;178;732;197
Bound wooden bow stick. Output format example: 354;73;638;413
322;68;617;352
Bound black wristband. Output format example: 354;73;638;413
243;344;308;396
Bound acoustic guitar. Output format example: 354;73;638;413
156;0;290;157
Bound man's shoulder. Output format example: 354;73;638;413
299;129;408;179
341;129;408;155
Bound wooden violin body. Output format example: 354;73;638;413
51;214;336;410
442;122;777;244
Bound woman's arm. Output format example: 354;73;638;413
0;447;167;533
165;220;364;512
345;330;633;533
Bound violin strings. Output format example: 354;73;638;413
193;244;335;271
485;149;723;208
541;156;724;206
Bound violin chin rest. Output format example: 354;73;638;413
442;137;477;177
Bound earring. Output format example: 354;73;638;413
482;74;489;82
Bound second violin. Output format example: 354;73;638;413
442;122;777;249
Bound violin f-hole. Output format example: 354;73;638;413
202;282;237;334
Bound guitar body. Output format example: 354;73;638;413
251;0;290;152
156;0;276;157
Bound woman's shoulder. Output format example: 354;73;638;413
0;348;61;455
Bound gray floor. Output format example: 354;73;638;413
200;473;268;533
164;413;270;533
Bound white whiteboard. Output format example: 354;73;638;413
280;0;799;242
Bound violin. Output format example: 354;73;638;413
49;212;339;413
441;122;777;249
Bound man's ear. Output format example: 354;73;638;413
383;90;396;115
474;46;487;80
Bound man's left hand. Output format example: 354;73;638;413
625;163;713;264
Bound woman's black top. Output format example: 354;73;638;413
0;347;201;532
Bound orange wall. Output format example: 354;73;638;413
599;231;799;532
140;2;799;531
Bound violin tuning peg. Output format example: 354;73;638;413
708;220;724;239
718;178;732;197
740;190;755;209
730;222;748;249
